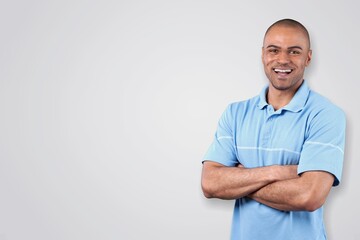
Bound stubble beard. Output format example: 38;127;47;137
266;69;304;92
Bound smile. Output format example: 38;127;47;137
273;68;293;74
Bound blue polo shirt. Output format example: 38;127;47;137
204;81;346;240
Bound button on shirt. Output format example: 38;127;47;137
203;81;346;240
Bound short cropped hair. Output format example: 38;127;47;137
264;19;311;48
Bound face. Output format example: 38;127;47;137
262;25;312;92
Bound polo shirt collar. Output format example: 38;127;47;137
257;80;310;112
258;86;269;109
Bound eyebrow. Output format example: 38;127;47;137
266;45;303;50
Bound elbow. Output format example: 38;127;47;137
201;163;221;199
303;200;325;212
201;178;216;199
201;162;231;199
202;180;230;199
300;192;326;212
202;190;213;199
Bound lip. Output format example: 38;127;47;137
273;68;293;74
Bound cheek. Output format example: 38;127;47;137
263;56;274;66
261;55;266;65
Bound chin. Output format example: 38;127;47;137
270;77;303;91
269;80;291;91
273;85;292;91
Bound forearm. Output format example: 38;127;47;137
249;178;307;211
249;171;334;211
201;161;298;200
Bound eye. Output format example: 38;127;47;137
268;48;279;54
289;50;301;55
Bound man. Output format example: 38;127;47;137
201;19;346;240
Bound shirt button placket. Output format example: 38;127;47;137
261;108;274;147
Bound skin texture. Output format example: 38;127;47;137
249;171;334;211
201;24;335;212
201;161;298;200
262;25;312;110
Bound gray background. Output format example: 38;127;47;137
0;0;359;239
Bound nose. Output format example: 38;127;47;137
277;51;290;64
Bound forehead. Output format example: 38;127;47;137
263;26;309;48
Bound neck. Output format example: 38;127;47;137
267;81;303;111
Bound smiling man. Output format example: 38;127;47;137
201;19;346;240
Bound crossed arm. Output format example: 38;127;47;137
201;161;334;212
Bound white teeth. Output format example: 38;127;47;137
274;69;292;73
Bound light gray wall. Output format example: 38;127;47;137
1;0;358;239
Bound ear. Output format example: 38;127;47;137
305;49;312;66
261;47;265;64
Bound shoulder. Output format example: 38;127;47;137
307;90;345;115
226;95;260;114
219;95;260;126
306;90;346;124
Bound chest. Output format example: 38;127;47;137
233;109;308;167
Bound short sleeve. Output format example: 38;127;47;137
203;104;239;167
298;107;346;186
